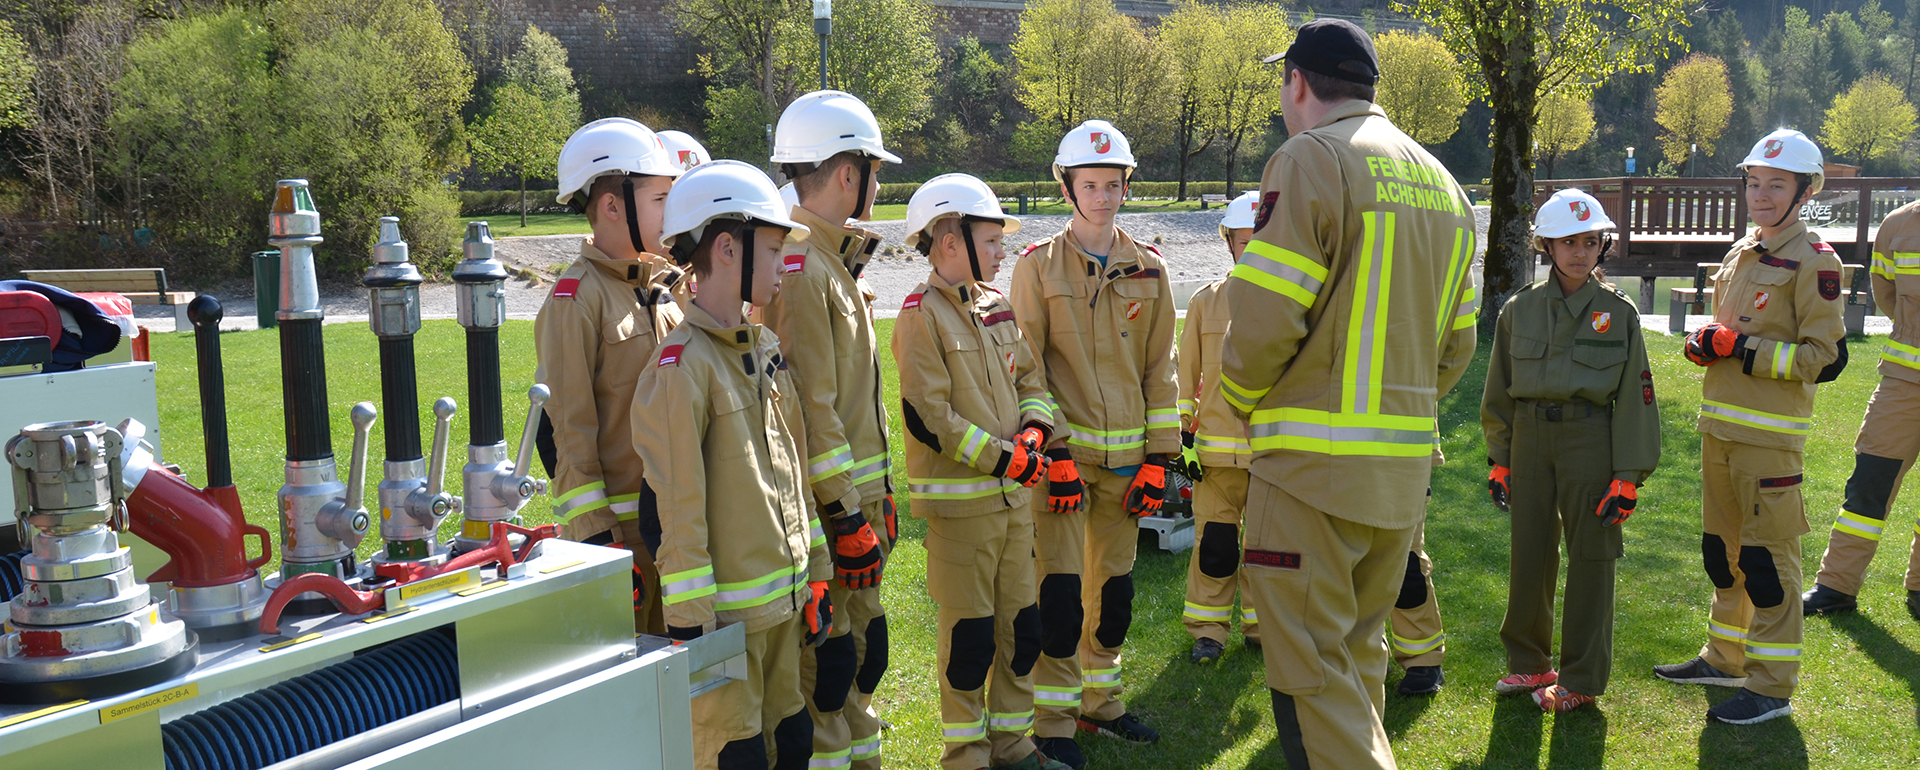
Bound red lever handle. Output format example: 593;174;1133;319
258;573;384;635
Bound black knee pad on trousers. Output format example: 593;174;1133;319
1702;534;1736;589
1270;689;1311;769
1396;551;1428;610
1844;453;1905;520
810;633;858;712
1094;573;1135;649
1198;522;1241;579
1739;546;1786;608
717;731;768;770
857;614;888;695
1038;574;1083;658
947;616;997;691
771;712;812;770
1011;604;1042;676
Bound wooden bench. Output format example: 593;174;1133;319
21;268;194;326
1198;193;1228;210
1667;264;1873;335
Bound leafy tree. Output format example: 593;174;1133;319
1156;0;1223;200
812;0;937;137
1654;53;1731;169
943;36;1009;136
0;19;30;130
1373;30;1468;145
1083;12;1171;158
1534;91;1593;179
1822;74;1918;164
1760;7;1831;132
470;25;580;226
1204;2;1288;195
672;0;793;110
700;83;775;162
1698;9;1757;168
1403;0;1691;330
500;24;581;107
1012;0;1112;133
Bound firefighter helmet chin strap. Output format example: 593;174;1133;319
621;176;651;257
738;223;757;306
852;157;873;222
959;215;985;283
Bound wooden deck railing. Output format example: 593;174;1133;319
1533;177;1920;264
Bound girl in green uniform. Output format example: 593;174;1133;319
1481;188;1663;713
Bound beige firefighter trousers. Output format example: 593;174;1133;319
1813;378;1920;595
1032;466;1138;736
927;506;1041;770
1699;433;1809;700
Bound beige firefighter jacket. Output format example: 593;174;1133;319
533;239;686;541
1697;221;1846;451
893;270;1054;517
1008;227;1180;468
1871;201;1920;384
1481;277;1662;484
1177;279;1251;469
750;205;893;520
629;304;831;634
1217;100;1479;528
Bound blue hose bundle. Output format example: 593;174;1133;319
0;550;25;603
161;631;459;770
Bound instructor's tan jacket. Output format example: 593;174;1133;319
1219;100;1479;528
894;271;1054;517
1697;221;1846;451
1870;201;1920;384
630;304;832;634
752;206;893;520
1008;228;1180;468
533;240;685;541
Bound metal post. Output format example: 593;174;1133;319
814;0;833;91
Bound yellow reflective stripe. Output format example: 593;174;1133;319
1883;339;1920;369
1895;252;1920;275
661;565;717;604
552;481;610;521
849;732;881;760
1183;601;1232;621
1034;685;1081;706
809;521;827;550
987;710;1035;731
1700;399;1811;434
1178;398;1197;419
1066;422;1146;450
1248;408;1435;457
908;475;1015;500
1707;619;1748;643
849;452;890;486
1767;341;1795;380
1240;606;1259;624
1196;434;1251;455
1147;408;1180;427
1834;510;1885;541
940;719;986;741
808;445;855;483
1218;373;1269;413
1020;397;1051;416
1082;666;1122;688
1435;227;1472;349
714;565;807;611
608;493;645;520
1389;629;1445;654
1873;250;1895;279
1344;211;1394;415
1744;640;1803;661
809;747;852;768
953;425;993;465
1233;240;1328;307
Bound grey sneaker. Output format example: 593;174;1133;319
1707;688;1793;724
1190;637;1225;664
1653;657;1746;687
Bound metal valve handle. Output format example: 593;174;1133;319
344;402;376;514
426;398;457;501
511;385;550;497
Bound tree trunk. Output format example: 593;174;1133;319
1177;148;1189;202
1482;63;1541;333
1224;131;1244;198
520;172;528;229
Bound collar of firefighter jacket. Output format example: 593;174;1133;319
682;301;765;353
1749;220;1810;255
924;268;987;309
791;205;881;275
1314;99;1389;131
1060;224;1147;275
580;237;676;287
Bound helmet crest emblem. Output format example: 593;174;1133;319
1091;132;1111;154
1764;139;1784;158
1570;200;1591;221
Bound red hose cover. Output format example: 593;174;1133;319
127;469;262;588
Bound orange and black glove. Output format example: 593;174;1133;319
1684;323;1748;367
1017;423;1049;450
1596;479;1637;526
1044;448;1083;513
829;508;885;590
999;440;1050;487
803;580;833;647
1488;461;1512;512
880;494;897;544
1125;455;1173;516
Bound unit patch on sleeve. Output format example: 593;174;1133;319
902;292;923;310
1641;370;1654;405
657;344;684;367
553;278;580;298
1254;191;1280;231
782;253;807;274
1813;242;1836;254
1818;270;1841;300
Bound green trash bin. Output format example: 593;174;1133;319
252;250;279;329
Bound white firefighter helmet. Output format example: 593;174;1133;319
555;118;681;205
1218;190;1262;240
770;90;902;165
1533;188;1617;240
904;174;1022;251
1738;128;1826;195
657;130;711;172
779;182;799;213
1052;119;1137;183
661;160;810;251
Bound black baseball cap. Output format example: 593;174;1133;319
1263;19;1380;86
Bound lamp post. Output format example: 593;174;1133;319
814;0;832;91
1625;146;1636;176
1689;143;1698;178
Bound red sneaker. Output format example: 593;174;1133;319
1495;670;1559;696
1533;685;1597;713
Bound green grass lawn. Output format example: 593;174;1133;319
146;322;1920;768
461;199;1225;239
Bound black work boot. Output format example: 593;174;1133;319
1908;589;1920;619
1033;737;1086;770
1397;665;1444;696
1189;637;1224;664
1802;583;1858;616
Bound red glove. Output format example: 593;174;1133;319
1684;323;1748;366
1017;425;1048;450
1596;479;1637;526
1125;455;1172;516
880;494;897;544
803;580;833;646
830;510;885;590
1488;462;1512;512
1001;441;1050;487
1045;448;1083;513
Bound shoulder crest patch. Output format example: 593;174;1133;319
1019;242;1042;257
1819;270;1842;300
782;253;807;273
657;344;684;367
1813;242;1836;254
902;292;923;310
553;278;580;298
1255;191;1280;231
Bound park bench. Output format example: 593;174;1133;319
20;268;194;327
1199;193;1228;209
1666;263;1874;335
